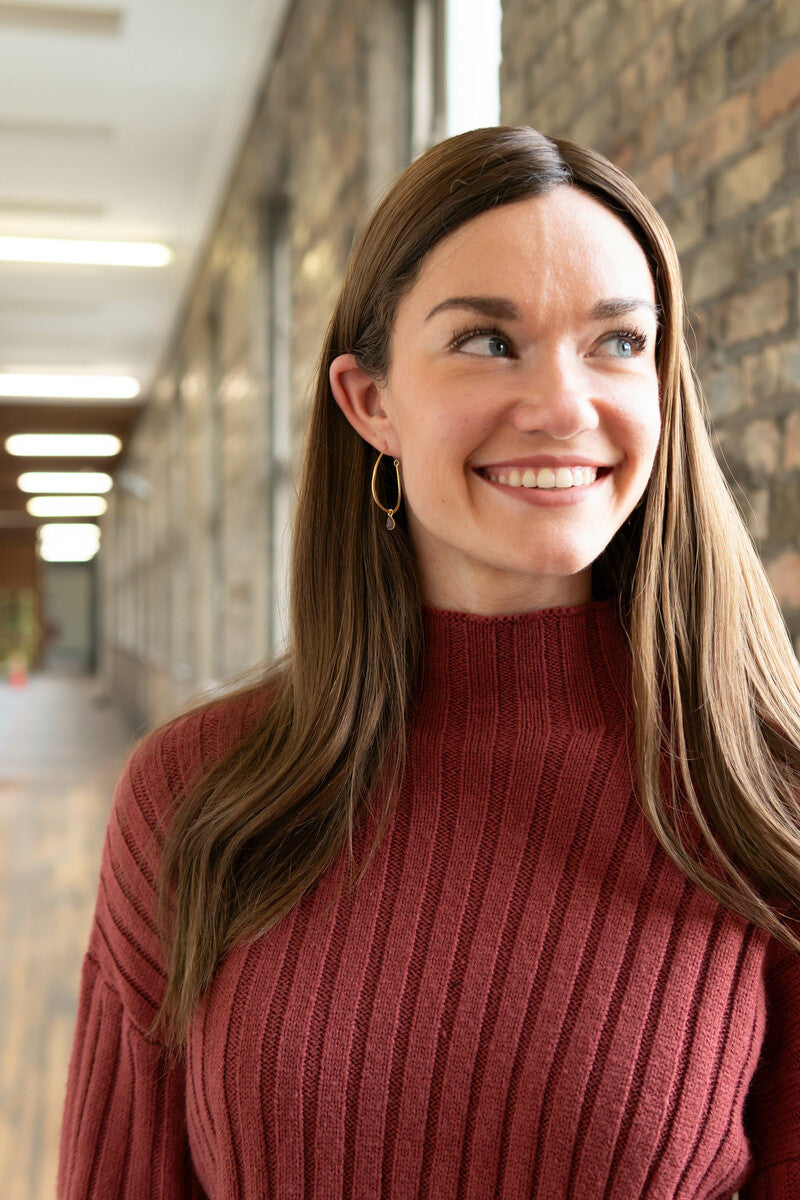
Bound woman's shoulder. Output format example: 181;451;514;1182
120;680;274;828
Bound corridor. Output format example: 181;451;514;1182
0;674;137;1200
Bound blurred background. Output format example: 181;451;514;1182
0;0;798;1194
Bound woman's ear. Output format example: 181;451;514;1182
329;353;399;454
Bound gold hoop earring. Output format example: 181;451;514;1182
371;452;402;530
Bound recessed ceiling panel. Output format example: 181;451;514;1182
0;3;123;37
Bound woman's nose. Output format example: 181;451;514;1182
508;351;600;439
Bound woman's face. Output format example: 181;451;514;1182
331;185;662;614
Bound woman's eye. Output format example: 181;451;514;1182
596;329;648;359
452;330;512;357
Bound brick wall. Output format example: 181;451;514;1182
502;0;800;651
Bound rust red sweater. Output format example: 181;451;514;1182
59;599;800;1198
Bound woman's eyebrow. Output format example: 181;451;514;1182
589;297;662;326
425;296;522;322
425;294;661;326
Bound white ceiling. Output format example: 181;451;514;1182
0;0;291;391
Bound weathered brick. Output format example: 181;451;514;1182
633;107;662;162
528;29;572;100
753;197;800;262
724;275;790;344
688;42;727;109
703;358;745;419
661;79;690;139
727;9;769;83
666;187;710;255
785;410;800;470
741;417;782;475
616;58;642;107
569;91;618;151
741;344;782;407
712;135;785;226
675;92;751;180
774;0;800;39
641;26;675;91
778;341;800;393
766;551;800;606
745;486;770;541
635;152;676;204
685;227;748;304
771;478;800;542
609;136;635;170
690;301;725;359
570;0;610;59
756;46;800;127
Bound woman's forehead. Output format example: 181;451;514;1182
402;189;656;318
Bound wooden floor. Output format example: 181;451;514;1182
0;672;138;1200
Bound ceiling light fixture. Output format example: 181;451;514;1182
0;374;140;400
18;471;112;493
37;523;101;563
26;495;108;517
7;433;122;457
0;236;172;267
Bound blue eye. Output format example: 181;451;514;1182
598;328;648;358
451;327;512;357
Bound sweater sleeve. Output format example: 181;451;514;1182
740;935;800;1199
57;712;216;1199
57;954;203;1198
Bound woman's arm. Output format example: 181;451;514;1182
739;936;800;1198
57;954;203;1198
57;721;208;1199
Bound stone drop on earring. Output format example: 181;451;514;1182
386;513;395;530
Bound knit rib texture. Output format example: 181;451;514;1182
58;598;800;1198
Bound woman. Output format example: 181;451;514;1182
58;126;800;1198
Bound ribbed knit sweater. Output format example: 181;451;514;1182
59;598;800;1199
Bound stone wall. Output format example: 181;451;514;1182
101;0;412;726
502;0;800;650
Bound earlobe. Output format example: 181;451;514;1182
329;353;396;451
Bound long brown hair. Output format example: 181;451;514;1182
155;125;800;1047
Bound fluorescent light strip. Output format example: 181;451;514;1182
18;471;112;494
37;522;101;563
0;236;171;267
0;374;139;399
27;495;108;517
7;433;121;457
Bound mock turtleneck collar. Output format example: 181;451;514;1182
418;596;632;729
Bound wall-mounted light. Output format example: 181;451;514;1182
0;236;172;267
26;495;108;518
6;433;122;457
18;471;112;494
37;523;101;563
0;374;139;400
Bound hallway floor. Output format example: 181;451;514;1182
0;673;138;1200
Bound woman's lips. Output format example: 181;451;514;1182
475;465;613;506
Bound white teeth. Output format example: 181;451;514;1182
486;465;599;489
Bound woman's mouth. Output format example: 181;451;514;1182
478;464;613;490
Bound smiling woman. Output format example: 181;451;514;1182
330;187;662;613
59;127;800;1199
